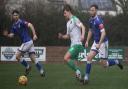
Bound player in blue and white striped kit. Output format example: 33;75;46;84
4;10;45;77
83;5;123;84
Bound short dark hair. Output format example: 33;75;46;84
90;4;98;9
63;4;73;13
12;10;19;15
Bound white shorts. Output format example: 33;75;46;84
18;40;35;53
91;41;108;59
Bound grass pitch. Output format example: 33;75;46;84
0;63;128;89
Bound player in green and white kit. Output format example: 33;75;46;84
58;5;86;81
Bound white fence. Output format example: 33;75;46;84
0;46;46;61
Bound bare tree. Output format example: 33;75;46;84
112;0;128;15
0;0;9;30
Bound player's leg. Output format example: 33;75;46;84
83;50;97;84
99;41;123;69
64;45;83;79
64;52;80;72
64;52;82;80
29;53;45;77
19;40;36;76
83;42;98;84
16;44;30;75
16;51;29;69
75;45;85;80
64;46;79;76
29;45;45;77
100;58;123;69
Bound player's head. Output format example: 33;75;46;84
89;4;98;17
63;4;73;20
12;10;20;21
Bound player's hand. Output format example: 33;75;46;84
3;30;8;36
85;42;88;48
58;33;63;39
96;44;100;49
33;35;38;41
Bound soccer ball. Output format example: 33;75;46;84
18;75;28;85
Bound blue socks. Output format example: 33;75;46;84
85;61;92;75
107;59;119;66
35;62;43;71
20;59;29;69
20;59;44;74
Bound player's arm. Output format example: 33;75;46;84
7;33;14;38
96;24;106;49
58;23;70;40
85;29;92;48
58;33;70;40
75;18;86;41
86;29;92;43
3;30;14;38
78;22;86;42
99;25;106;45
27;23;38;41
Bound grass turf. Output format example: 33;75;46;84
0;63;128;89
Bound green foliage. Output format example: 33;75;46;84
104;14;128;46
0;0;128;46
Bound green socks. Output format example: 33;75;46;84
67;60;80;71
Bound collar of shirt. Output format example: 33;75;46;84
14;19;21;25
91;15;98;20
